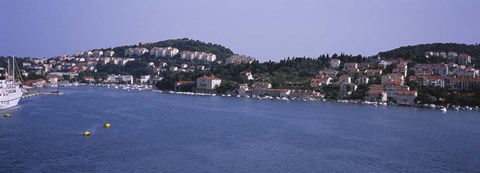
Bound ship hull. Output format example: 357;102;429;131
0;92;23;109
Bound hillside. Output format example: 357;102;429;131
105;38;234;61
378;43;480;65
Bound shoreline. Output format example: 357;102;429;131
44;83;480;113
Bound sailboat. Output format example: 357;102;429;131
0;56;24;109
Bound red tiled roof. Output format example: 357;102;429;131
367;90;385;94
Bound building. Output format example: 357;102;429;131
343;62;358;70
365;90;387;102
414;63;448;76
83;76;95;83
449;77;480;91
252;89;291;97
150;47;179;57
393;91;418;106
140;75;151;84
381;73;404;85
454;67;478;78
125;47;149;56
412;76;446;87
253;82;272;89
329;59;341;68
238;84;249;96
365;69;383;76
92;50;103;57
104;50;115;57
245;71;254;80
196;76;222;90
357;63;370;71
180;51;217;62
47;74;62;84
226;54;256;64
357;76;369;85
310;76;332;87
369;83;410;97
319;69;338;78
338;75;351;84
105;74;134;84
457;54;471;65
346;68;360;76
339;83;357;98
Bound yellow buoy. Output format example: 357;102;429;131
104;123;111;128
83;131;91;136
4;113;10;117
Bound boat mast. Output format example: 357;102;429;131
7;58;10;77
13;55;15;81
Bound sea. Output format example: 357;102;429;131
0;86;479;172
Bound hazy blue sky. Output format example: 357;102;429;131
1;0;479;61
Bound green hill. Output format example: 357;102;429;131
106;38;234;61
378;43;480;64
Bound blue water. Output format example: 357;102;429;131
0;86;479;172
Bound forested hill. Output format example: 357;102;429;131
378;43;480;60
105;38;234;61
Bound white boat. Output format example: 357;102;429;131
441;107;447;113
0;56;24;109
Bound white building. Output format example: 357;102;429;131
150;47;179;57
196;76;222;90
140;75;151;84
180;51;217;62
125;47;149;56
226;54;256;64
105;74;134;84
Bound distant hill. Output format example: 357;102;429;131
378;43;480;60
105;38;234;61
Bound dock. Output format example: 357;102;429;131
21;91;63;99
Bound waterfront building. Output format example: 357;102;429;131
105;74;134;84
393;91;418;106
195;76;222;94
339;83;357;98
365;90;387;102
253;82;272;90
238;84;249;97
140;75;151;84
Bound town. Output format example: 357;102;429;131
3;40;480;109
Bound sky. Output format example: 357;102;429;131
1;0;479;61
